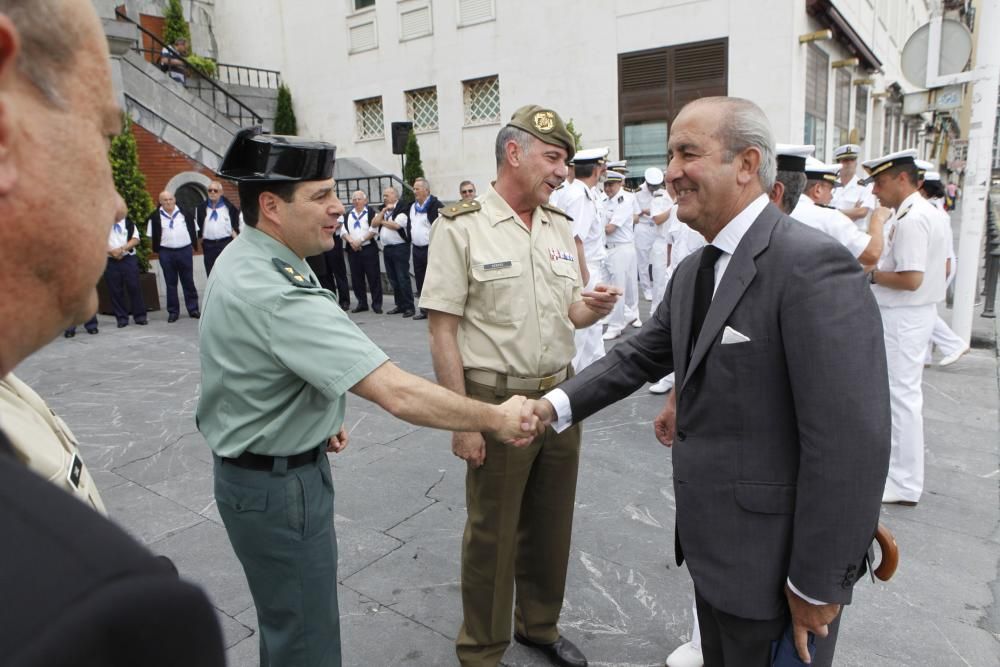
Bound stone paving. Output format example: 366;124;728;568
13;270;1000;666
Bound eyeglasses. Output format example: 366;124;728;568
461;190;475;195
208;188;221;193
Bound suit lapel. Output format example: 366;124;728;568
681;205;779;391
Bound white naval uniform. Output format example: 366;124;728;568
564;183;609;371
633;185;661;298
603;189;640;335
549;179;586;211
925;202;966;361
647;190;675;312
831;173;877;231
790;195;872;259
871;191;948;502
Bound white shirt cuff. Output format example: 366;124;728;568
542;388;574;433
787;579;827;606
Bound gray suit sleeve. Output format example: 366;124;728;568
558;278;677;423
782;242;891;604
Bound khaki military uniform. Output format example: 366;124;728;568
197;224;388;667
0;373;106;514
420;186;584;666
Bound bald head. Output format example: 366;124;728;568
159;191;176;213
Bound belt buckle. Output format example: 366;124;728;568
537;374;558;391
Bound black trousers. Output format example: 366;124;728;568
346;243;382;310
382;243;414;311
202;237;233;277
695;588;840;667
320;245;351;307
412;244;428;312
105;255;147;324
158;245;199;316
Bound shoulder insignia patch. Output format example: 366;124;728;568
540;202;573;221
440;200;482;219
272;258;317;288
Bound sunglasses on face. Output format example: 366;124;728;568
461;190;474;195
208;189;222;193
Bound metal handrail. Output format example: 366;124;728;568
114;8;262;127
215;63;282;89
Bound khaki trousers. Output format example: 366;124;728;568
456;378;582;667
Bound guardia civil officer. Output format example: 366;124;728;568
197;127;541;667
421;105;619;667
863;149;949;506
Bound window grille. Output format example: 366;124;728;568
463;75;500;126
355;96;384;140
406;87;439;132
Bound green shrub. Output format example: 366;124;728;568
163;0;190;47
108;114;155;272
403;129;425;185
274;84;298;134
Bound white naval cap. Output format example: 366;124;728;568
607;159;628;171
860;148;918;184
833;144;861;161
605;170;625;182
644;167;664;185
571;146;609;165
804;157;841;185
775;144;815;172
914;158;934;175
923;170;941;182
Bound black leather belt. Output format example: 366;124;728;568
222;446;321;471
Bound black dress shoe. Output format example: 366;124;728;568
189;311;200;319
386;307;403;315
86;328;99;335
339;302;351;310
401;310;415;318
513;634;587;667
117;322;128;328
64;330;75;338
168;314;179;323
350;305;369;313
412;311;427;320
135;320;148;326
373;307;383;314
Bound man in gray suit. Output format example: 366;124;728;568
527;97;890;665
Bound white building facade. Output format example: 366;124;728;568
209;0;936;196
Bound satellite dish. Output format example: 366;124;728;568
901;19;973;88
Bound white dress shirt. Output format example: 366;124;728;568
872;191;948;308
380;210;409;246
604;190;637;244
409;200;433;247
790;195;871;259
202;200;234;240
108;218;139;255
342;207;374;246
159;207;192;248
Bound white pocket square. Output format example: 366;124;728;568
721;326;751;344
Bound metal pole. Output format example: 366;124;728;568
951;0;1000;343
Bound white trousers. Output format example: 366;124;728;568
605;244;639;332
634;223;658;295
573;261;609;372
880;304;936;502
925;315;966;362
650;238;670;314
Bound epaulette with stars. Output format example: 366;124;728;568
439;200;482;219
272;258;318;288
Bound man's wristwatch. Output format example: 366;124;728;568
869;270;877;285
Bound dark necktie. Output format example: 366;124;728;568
691;245;723;353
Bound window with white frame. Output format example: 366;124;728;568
855;85;868;152
353;0;375;11
349;20;378;52
833;69;851;147
804;45;829;160
406;86;439;132
458;0;494;26
462;75;500;126
355;96;385;140
400;5;432;40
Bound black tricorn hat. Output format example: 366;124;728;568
218;127;336;183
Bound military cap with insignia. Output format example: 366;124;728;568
505;105;575;156
572;147;609;165
774;144;814;172
833;143;861;161
804;157;841;185
605;170;625;183
607;159;628;173
860;148;918;184
218;126;336;183
914;159;934;178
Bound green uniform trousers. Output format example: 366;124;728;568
214;449;340;667
456;377;582;667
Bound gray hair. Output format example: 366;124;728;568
494;125;534;167
697;97;776;191
775;170;806;214
412;177;430;191
0;0;78;106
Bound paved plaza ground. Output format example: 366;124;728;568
15;259;1000;666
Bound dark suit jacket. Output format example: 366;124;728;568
557;202;890;620
0;430;225;666
195;197;240;239
147;207;198;253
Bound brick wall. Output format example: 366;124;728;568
133;123;241;207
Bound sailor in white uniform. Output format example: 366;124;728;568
601;170;641;340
